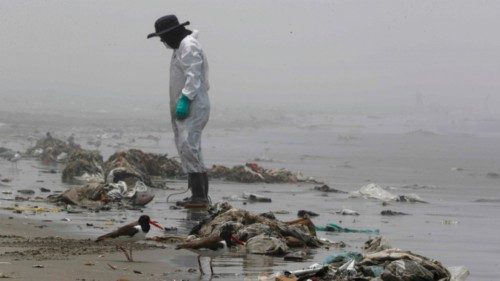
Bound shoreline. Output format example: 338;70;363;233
0;214;199;281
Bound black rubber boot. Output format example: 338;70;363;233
201;172;209;202
175;174;194;207
183;173;208;209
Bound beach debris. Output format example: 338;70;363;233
133;270;142;274
323;251;363;265
335;209;359;216
104;149;182;185
350;183;427;203
107;263;117;270
39;187;51;193
284;250;308;261
316;223;379;234
0;272;12;278
32;265;45;268
448;266;470;281
26;132;79;163
297;210;319;218
364;236;392;254
381;210;409;216
209;162;318;183
264;238;455;281
246;234;289;255
242;192;272;202
62;149;104;183
486;172;499;178
0;147;16;159
1;179;11;183
84;261;95;266
313;184;347;193
188;203;322;255
17;189;35;195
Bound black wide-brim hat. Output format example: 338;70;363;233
147;15;190;39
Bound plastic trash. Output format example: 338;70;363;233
316;223;379;234
350;183;398;201
243;192;272;202
448;266;470;281
323;251;363;264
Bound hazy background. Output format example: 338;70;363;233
1;0;499;120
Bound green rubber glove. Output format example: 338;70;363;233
175;94;191;120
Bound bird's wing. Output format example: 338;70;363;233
176;235;221;250
96;221;139;242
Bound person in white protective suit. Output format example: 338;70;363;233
147;15;210;208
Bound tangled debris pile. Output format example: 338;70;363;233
103;149;182;187
62;149;104;183
51;149;182;210
189;202;323;256
25;132;79;163
262;236;465;281
209;162;319;184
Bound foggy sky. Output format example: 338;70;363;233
1;0;499;113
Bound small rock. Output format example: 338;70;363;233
1;178;11;183
133;270;142;274
39;187;51;193
187;268;197;273
14;196;29;201
84;261;95;266
33;265;45;268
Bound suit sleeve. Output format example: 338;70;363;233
179;43;204;100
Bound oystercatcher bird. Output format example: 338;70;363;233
176;223;245;275
96;215;163;262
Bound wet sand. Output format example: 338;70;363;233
0;216;212;281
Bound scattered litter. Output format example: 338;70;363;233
486;172;499;178
17;189;35;195
381;210;409;216
283;251;308;261
209;162;318;184
448;266;470;281
442;219;459;225
323;251;363;265
316;223;379;234
313;184;347;193
39;187;51;193
242;192;272;203
335;209;359;216
107;263;117;270
0;272;12;278
297;210;319;218
350;183;427;203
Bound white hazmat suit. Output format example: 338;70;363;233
169;30;210;173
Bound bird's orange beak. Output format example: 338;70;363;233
149;220;164;230
231;235;245;246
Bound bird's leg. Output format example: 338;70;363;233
198;255;204;275
128;244;134;262
209;258;214;276
118;245;132;262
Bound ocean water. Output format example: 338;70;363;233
1;111;499;280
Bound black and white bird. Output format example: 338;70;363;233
96;215;163;262
176;223;245;275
